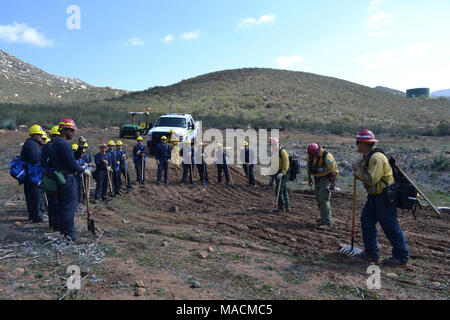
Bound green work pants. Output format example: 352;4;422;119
314;176;332;225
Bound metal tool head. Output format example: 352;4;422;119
340;244;363;256
87;219;96;235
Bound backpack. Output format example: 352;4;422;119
280;149;300;182
8;156;27;184
366;148;420;218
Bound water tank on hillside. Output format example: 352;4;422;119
406;88;430;98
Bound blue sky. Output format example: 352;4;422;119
1;0;449;92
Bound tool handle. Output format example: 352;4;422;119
84;174;91;218
396;165;441;217
275;176;282;209
352;175;357;236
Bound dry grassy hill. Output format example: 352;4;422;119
0;49;127;104
108;68;450;134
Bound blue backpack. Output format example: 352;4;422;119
27;162;44;187
8;157;27;184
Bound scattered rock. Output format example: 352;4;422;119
14;221;22;227
197;251;209;259
135;280;145;288
263;227;277;234
19;283;25;288
134;288;146;296
19;125;28;129
15;268;25;275
431;282;441;288
290;237;297;242
191;281;201;288
386;272;398;278
207;246;215;252
122;219;129;224
139;233;145;238
162;241;169;247
5;202;17;207
126;259;133;264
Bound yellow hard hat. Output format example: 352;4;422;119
83;143;89;148
185;139;191;144
161;136;167;141
50;125;60;136
116;141;123;146
244;142;249;147
217;143;223;148
170;130;174;133
108;140;115;146
137;136;143;141
72;144;79;151
29;125;45;136
42;132;48;139
44;137;51;145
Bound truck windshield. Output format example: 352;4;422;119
156;118;186;128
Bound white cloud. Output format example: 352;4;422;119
163;34;174;43
277;55;304;70
238;14;276;27
0;22;54;47
354;43;447;91
128;37;145;46
366;0;392;36
181;31;199;40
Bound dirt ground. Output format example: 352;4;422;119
0;128;448;300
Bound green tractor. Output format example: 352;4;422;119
119;111;153;139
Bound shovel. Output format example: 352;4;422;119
83;173;96;235
107;169;114;196
274;176;282;212
340;175;363;256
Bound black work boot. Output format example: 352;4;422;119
383;257;407;267
355;251;379;263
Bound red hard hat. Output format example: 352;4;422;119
356;129;378;143
308;143;321;155
270;137;279;145
59;118;77;131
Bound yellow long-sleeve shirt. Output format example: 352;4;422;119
307;149;339;178
279;148;290;175
355;151;394;195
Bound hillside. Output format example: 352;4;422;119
432;89;450;98
374;86;405;96
108;68;450;134
0;49;127;104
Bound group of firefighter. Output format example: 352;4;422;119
19;118;409;267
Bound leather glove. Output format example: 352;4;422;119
107;166;112;172
137;150;142;155
89;162;96;168
156;160;160;166
122;154;127;160
117;161;120;166
103;160;109;165
81;164;87;169
79;136;87;145
277;173;284;180
84;169;91;176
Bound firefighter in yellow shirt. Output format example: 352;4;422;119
352;129;409;267
307;143;339;228
270;137;291;213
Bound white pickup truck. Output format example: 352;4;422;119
146;113;200;153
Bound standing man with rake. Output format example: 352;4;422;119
133;136;146;185
352;129;409;267
271;138;291;213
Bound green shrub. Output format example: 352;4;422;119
0;119;17;130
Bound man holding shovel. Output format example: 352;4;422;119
307;143;339;229
271;138;291;213
133;137;146;185
352;129;409;267
94;143;112;203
